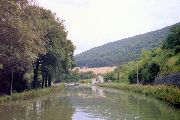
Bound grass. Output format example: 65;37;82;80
97;83;180;106
167;53;180;73
0;84;65;103
78;79;91;84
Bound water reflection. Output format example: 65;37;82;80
0;95;75;120
64;86;180;120
92;86;106;98
0;86;180;120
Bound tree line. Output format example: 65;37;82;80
55;70;96;83
103;24;180;84
0;0;75;95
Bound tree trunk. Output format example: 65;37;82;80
41;73;45;89
33;58;40;89
117;72;120;82
160;66;163;76
41;63;45;89
137;63;139;84
10;68;13;95
45;74;48;87
48;75;51;87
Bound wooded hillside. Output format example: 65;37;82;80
75;23;179;67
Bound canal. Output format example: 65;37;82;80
0;85;180;120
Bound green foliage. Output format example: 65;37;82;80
162;24;180;53
0;0;75;94
0;84;65;103
122;48;178;84
176;56;180;65
127;62;160;84
98;83;180;106
108;24;180;85
78;79;91;84
0;0;44;71
128;70;137;84
79;80;86;84
74;23;176;67
61;70;80;83
103;72;116;82
79;71;95;79
147;63;160;83
58;71;95;83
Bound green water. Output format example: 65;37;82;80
0;85;180;120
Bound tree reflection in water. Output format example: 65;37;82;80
0;94;75;120
0;86;180;120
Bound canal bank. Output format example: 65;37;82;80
0;84;65;103
97;83;180;107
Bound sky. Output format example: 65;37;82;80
37;0;180;55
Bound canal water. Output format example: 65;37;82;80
0;85;180;120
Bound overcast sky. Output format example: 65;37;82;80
37;0;180;55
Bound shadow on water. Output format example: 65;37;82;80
0;85;180;120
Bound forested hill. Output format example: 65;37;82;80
75;23;179;67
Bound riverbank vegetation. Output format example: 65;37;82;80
98;83;180;106
0;0;75;95
0;84;65;103
103;24;180;85
78;79;91;84
57;70;95;83
99;24;180;106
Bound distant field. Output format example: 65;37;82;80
75;66;117;74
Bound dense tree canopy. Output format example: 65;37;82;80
57;70;96;83
163;24;180;54
0;0;75;94
0;0;43;71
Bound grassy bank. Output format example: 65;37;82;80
97;83;180;106
78;79;91;84
0;84;65;103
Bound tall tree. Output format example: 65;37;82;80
163;24;180;53
0;0;75;94
0;0;43;94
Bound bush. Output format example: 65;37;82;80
147;63;160;83
103;72;116;82
128;70;137;84
176;56;180;65
174;45;180;54
79;79;91;84
98;83;180;106
79;80;86;83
